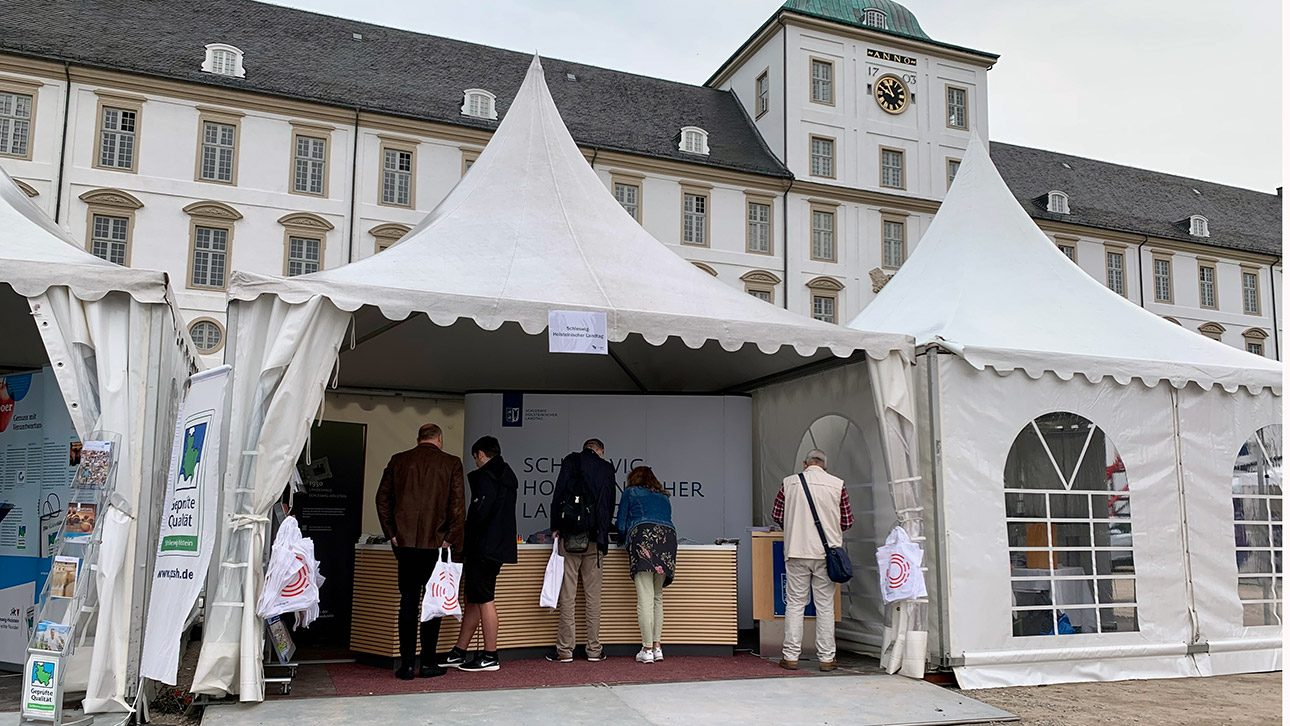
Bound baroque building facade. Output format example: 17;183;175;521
0;0;1280;364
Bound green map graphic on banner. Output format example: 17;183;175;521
31;660;53;687
160;415;210;554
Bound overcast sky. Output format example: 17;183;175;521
272;0;1282;193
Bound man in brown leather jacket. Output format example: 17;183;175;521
375;423;466;680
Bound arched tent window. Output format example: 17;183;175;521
1232;424;1282;626
1004;412;1137;636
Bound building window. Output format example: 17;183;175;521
188;319;225;355
292;134;327;195
812;294;836;323
461;147;481;176
1106;250;1125;296
614;182;640;221
0;91;33;158
1198;263;1217;309
682;191;708;246
1047;191;1070;214
742;270;780;303
286;236;321;276
756;71;770;117
680;126;709;155
380;143;415;207
97;106;138;171
1057;240;1077;262
1243;328;1269;356
1232;424;1282;626
370;223;411;254
862;8;888;28
90;214;129;265
746;199;771;254
1247;342;1264;356
1005;412;1138;636
947;159;960;189
202;44;246;77
1190;215;1210;238
946;86;968;129
1198;322;1225;342
810;59;833;105
191;226;229;289
198;119;238;183
810;136;834;178
461;89;498;120
882;219;905;269
1242;269;1261;314
880;147;904;189
811;208;836;262
749;289;772;302
1153;257;1172;303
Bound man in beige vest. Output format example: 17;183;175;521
772;448;853;671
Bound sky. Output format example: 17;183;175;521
270;0;1282;193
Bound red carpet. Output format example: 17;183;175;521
324;653;806;697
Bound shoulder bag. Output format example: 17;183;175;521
798;473;853;584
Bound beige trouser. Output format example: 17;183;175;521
556;539;603;659
782;557;836;662
633;571;665;646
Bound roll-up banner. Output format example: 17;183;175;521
139;365;229;685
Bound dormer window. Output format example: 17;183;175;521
1047;190;1070;214
1189;215;1210;237
461;89;498;120
202;44;245;78
862;8;888;29
680;126;709;155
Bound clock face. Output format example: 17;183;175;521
874;74;909;114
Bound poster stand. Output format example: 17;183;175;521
20;431;122;726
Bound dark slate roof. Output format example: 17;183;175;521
0;0;791;178
992;142;1282;258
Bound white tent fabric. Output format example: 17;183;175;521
0;167;198;712
851;135;1280;395
847;137;1282;688
194;55;913;700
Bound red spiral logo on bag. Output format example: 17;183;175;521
430;568;459;611
886;553;911;589
282;555;310;598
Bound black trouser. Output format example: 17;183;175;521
393;546;443;667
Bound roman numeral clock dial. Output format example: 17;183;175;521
874;74;909;114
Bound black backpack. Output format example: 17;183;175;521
555;454;596;553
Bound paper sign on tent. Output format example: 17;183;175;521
548;310;607;354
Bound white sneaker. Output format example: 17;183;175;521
635;648;655;664
652;646;663;662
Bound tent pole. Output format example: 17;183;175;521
352;316;416;348
926;349;953;666
607;346;647;392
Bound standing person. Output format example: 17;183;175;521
375;423;466;680
772;449;852;672
616;466;676;665
545;438;617;663
441;436;518;673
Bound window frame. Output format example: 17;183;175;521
809;134;836;179
182;201;242;292
79;188;143;267
277;212;333;277
1242;328;1269;356
946;85;969;130
611;170;645;223
1230;424;1282;626
1189;215;1210;238
92;91;145;173
862;8;888;28
1241;265;1262;315
881;210;908;270
680;183;712;248
202;43;246;78
1047;190;1070;214
744;192;774;255
809;57;835;106
193;107;243;186
378;136;418;209
0;76;41;161
460;145;482;177
806;276;844;324
1055;235;1079;264
946;157;960;190
461;88;498;120
284;234;323;277
288;121;333;197
187;317;227;356
1104;243;1127;297
679;126;710;155
1197;258;1218;310
879;146;905;190
741;270;781;303
1198;322;1226;341
755;69;770;118
370;222;411;254
809;200;839;263
1152;253;1174;304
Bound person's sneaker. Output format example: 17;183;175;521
652;646;663;662
818;660;838;672
438;648;468;668
544;652;573;663
419;663;447;678
586;653;606;662
635;648;655;664
459;652;500;672
778;659;799;670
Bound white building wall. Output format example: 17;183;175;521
722;28;788;161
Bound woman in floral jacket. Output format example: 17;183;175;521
616;466;677;664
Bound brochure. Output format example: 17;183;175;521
49;556;80;599
32;621;72;654
62;502;98;542
73;440;113;489
266;616;296;664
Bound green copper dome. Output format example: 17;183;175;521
783;0;932;42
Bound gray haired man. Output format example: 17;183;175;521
771;449;853;671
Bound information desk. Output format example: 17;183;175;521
350;543;737;658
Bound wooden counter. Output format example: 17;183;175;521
351;544;737;657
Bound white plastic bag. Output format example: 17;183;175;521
539;537;565;611
420;547;463;621
876;525;926;604
256;516;326;628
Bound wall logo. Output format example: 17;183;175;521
502;393;523;428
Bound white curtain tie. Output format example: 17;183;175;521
229;514;270;531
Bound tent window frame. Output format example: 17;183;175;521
1231;424;1282;626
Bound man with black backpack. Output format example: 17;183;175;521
546;438;617;663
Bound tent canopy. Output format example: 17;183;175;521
228;55;910;393
848;136;1280;394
